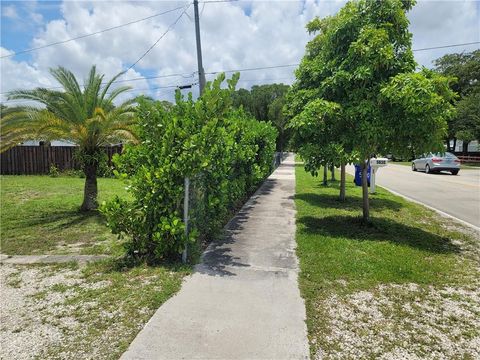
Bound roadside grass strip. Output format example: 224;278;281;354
294;164;480;359
0;175;129;255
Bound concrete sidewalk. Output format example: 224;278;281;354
121;154;309;360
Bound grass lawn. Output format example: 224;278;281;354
295;164;480;359
1;260;191;359
0;176;193;359
0;175;129;255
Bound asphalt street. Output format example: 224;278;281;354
348;164;480;229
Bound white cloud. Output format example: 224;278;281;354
2;5;18;19
1;0;479;105
409;0;480;67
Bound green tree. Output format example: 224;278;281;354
434;50;480;152
233;83;290;151
288;0;455;221
1;66;138;211
455;90;480;153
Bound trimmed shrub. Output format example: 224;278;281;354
102;74;277;262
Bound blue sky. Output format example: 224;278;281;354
1;0;479;103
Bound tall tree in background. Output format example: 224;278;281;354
288;0;455;221
233;83;290;152
1;66;138;211
434;50;480;153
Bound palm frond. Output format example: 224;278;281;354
2;65;139;153
100;70;127;103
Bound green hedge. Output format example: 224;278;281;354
102;74;277;262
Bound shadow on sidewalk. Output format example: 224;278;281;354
196;178;281;277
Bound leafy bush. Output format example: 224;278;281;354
49;164;59;177
102;74;277;262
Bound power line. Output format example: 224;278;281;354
3;82;199;103
412;41;480;52
126;3;191;71
0;4;190;59
205;63;298;75
0;72;196;95
3;39;479;96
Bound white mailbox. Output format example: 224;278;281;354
369;158;388;194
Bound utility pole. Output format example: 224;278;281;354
193;0;206;95
183;0;205;263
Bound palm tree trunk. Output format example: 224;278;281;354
339;163;346;201
361;159;370;222
81;162;98;211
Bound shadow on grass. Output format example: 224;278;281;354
298;215;461;254
16;210;105;230
296;193;403;212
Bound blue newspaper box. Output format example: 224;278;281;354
354;164;371;186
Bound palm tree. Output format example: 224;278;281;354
1;65;138;211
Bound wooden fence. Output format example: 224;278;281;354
0;145;123;175
457;155;480;164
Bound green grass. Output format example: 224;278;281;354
294;164;479;357
0;175;129;255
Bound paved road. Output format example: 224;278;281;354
121;154;309;360
348;164;480;228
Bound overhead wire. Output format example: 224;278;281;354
2;42;479;96
0;4;190;59
412;41;480;52
126;3;192;71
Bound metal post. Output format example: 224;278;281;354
370;168;376;194
193;0;206;95
182;177;190;263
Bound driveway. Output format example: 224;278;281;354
348;164;480;228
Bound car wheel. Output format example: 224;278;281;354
412;163;417;171
451;170;459;175
425;164;431;174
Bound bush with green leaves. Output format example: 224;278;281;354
102;74;277;262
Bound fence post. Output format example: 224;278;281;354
182;177;190;263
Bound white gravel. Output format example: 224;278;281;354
0;264;102;359
315;281;480;360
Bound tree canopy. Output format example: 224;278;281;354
287;0;455;221
434;50;480;151
232;83;290;151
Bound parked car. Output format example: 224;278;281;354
412;152;460;175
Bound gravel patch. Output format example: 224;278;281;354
0;264;110;359
0;264;81;359
0;262;182;360
315;280;480;360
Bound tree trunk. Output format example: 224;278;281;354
462;141;469;155
81;162;99;211
330;164;336;181
339;163;346;202
361;159;370;222
323;165;328;186
453;137;457;153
